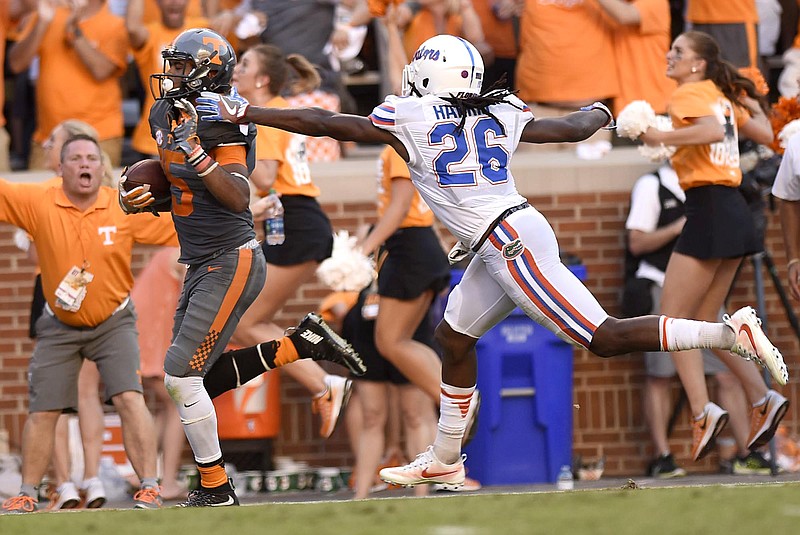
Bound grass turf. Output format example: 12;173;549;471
2;482;799;535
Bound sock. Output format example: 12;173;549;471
197;461;229;490
140;477;159;490
21;484;37;498
752;395;767;407
273;337;299;366
433;382;475;464
658;316;735;352
81;477;100;489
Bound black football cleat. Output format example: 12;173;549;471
287;313;366;376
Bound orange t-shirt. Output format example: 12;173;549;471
254;96;320;198
142;0;204;25
686;0;758;23
402;10;463;60
669;80;749;190
131;17;208;155
472;0;517;59
611;0;675;114
0;181;178;327
131;246;182;378
517;0;618;104
22;6;129;143
377;145;433;228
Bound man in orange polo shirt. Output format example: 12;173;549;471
0;135;178;513
8;0;130;169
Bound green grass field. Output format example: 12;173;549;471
2;482;799;535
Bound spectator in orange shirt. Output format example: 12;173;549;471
686;0;760;69
516;0;618;119
0;135;178;513
471;0;521;89
127;0;209;159
596;0;676;115
8;0;130;170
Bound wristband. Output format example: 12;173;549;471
186;145;208;167
197;161;219;177
788;258;800;269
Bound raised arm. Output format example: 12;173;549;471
196;90;408;158
126;0;149;50
520;104;614;144
8;0;54;73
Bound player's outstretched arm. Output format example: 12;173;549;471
520;103;614;144
197;90;398;146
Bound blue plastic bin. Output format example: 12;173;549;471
449;264;586;485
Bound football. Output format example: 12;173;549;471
120;159;172;211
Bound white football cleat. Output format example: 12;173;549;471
379;446;465;489
724;306;788;386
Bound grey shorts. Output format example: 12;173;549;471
644;284;727;377
164;243;266;377
29;300;143;412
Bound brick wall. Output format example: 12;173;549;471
2;154;798;478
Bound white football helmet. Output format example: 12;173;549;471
401;35;484;97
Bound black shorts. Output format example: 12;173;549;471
377;226;450;299
341;289;439;384
674;185;761;259
262;195;333;266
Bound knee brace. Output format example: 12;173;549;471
164;374;215;425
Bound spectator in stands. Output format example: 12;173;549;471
472;0;521;90
626;162;771;477
226;43;351;439
516;0;617;124
127;0;209;159
0;1;36;172
8;0;131;169
640;30;789;463
596;0;675;115
0;135;175;513
686;0;760;69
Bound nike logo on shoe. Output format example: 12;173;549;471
421;467;460;478
739;324;757;354
211;496;235;506
300;331;324;344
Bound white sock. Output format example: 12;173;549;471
433;382;474;464
658;316;735;352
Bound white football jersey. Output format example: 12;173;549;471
369;94;533;247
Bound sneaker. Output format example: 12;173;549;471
287;313;366;376
462;390;481;447
80;477;106;509
176;484;239;507
133;486;163;509
747;389;790;449
312;375;353;438
379;446;466;489
648;453;687;479
732;450;773;475
724;306;789;386
2;494;38;514
434;476;482;492
47;481;80;510
691;402;729;461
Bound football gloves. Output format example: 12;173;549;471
173;98;201;156
196;87;250;123
580;101;616;130
118;175;157;216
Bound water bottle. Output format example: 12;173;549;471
265;189;285;245
556;464;574;490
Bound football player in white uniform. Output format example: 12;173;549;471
197;35;787;488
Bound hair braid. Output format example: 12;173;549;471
441;74;522;134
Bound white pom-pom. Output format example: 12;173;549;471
779;119;800;149
636;115;676;162
616;100;657;139
316;230;375;292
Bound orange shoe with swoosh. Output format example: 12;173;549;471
379;446;465;489
747;389;789;450
724;306;789;386
691;402;729;461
